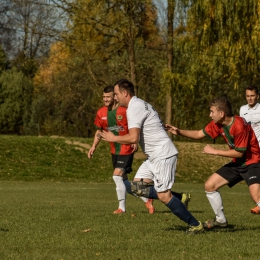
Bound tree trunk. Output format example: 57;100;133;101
165;0;174;131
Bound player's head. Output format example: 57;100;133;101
245;85;259;108
209;96;233;123
113;79;135;107
103;85;115;108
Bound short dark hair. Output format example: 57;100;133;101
114;78;135;96
209;96;233;117
103;85;114;93
245;85;259;95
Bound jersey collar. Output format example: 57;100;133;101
247;103;260;110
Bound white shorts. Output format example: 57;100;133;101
134;155;177;192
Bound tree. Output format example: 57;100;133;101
0;68;33;134
0;0;66;77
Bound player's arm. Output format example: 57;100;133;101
165;124;205;139
101;128;140;144
88;130;102;158
202;144;244;158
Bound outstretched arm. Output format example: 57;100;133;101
88;130;102;158
165;124;206;140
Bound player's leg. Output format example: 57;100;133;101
203;167;233;228
113;167;127;214
241;163;260;214
151;156;203;233
120;155;155;214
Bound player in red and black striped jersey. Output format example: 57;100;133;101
166;96;260;229
88;86;155;214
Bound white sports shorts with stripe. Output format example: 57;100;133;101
134;155;178;193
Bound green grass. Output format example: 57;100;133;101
0;135;230;183
0;182;258;260
0;135;256;259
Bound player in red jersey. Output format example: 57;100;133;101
166;96;260;229
88;86;154;214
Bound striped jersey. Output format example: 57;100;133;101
203;115;260;166
94;106;133;155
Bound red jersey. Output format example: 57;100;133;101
203;115;260;165
94;106;133;155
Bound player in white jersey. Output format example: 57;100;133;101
240;85;260;146
101;78;203;234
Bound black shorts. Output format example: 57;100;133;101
216;162;260;187
111;154;134;174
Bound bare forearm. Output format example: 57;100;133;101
91;131;101;148
203;144;244;158
111;133;138;144
179;129;204;140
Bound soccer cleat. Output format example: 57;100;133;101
251;206;260;214
113;208;125;214
181;192;191;209
186;221;204;234
203;218;228;229
145;199;155;214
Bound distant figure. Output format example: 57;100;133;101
240;85;260;146
88;85;154;214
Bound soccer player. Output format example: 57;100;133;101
166;96;260;229
101;79;203;234
240;85;260;146
88;85;155;214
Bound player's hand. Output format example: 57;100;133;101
131;143;138;153
88;147;95;158
202;144;218;155
100;130;115;142
165;124;180;135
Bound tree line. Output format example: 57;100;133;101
0;0;259;138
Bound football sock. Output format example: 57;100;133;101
149;186;182;200
166;196;199;226
206;191;226;223
123;179;148;202
113;176;126;212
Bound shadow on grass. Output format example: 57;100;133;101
164;224;260;233
0;228;9;232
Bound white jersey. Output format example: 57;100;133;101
127;96;178;162
240;103;260;145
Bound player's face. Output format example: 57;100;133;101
246;90;259;108
114;85;127;107
209;106;224;123
102;92;114;107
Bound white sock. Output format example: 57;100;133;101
256;201;260;208
113;176;126;212
123;179;148;202
205;191;226;223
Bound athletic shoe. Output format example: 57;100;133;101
145;199;155;214
251;206;260;214
203;218;228;229
181;192;191;209
186;221;204;234
113;208;125;214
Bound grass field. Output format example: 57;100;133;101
0;135;231;183
0;135;258;259
0;182;258;260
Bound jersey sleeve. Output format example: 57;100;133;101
94;110;103;129
202;121;221;139
127;106;149;129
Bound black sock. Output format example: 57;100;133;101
166;196;199;226
149;187;182;200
